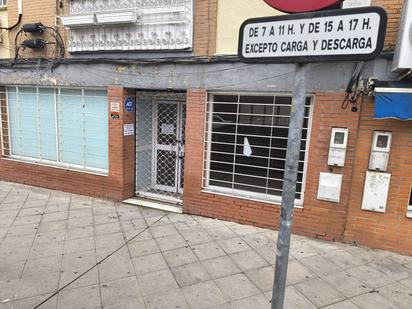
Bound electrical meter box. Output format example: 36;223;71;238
328;128;349;167
361;171;391;213
369;131;392;171
317;172;343;203
392;0;412;71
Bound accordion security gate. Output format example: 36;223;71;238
135;91;186;203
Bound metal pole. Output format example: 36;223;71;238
271;63;308;309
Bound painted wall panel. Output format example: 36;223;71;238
216;0;281;54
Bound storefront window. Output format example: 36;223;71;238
204;93;312;204
2;86;108;173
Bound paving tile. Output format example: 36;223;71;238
180;228;213;245
346;264;393;289
321;249;365;269
13;215;42;226
351;291;398;309
289;241;319;259
191;242;226;261
68;208;93;219
282;286;317;309
202;256;241;279
94;222;122;236
182;280;226;309
37;220;67;233
286;259;315;285
370;257;412;281
128;238;160;257
377;282;412;309
150;223;179;239
139;269;179;296
18;207;44;217
230;250;269;272
163;247;198;268
14;272;60;300
241;232;274;249
1;234;36;248
323;300;361;309
0;279;19;303
387;252;412;265
229;223;259;236
22;255;62;277
206;226;237;241
41;211;68;223
228;294;270;309
93;214;119;225
7;224;39;236
322;271;372;298
0;260;26;280
62;250;97;271
67;216;93;229
255;244;278;265
171;262;210;287
29;241;64;259
12;293;58;309
216;273;260;301
218;237;251;255
307;239;343;253
132;253;169;275
0;246;32;263
155;233;187;252
245;265;275;292
100;276;145;308
58;285;100;309
34;230;65;245
98;255;135;283
64;237;95;254
59;267;99;290
145;288;189;309
295;278;345;307
300;254;342;275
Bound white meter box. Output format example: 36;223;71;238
328;128;349;167
361;171;391;213
369;131;392;171
317;172;343;203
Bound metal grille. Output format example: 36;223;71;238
203;93;313;205
135;91;186;203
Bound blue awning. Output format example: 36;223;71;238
374;82;412;120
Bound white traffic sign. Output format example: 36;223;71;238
239;7;387;63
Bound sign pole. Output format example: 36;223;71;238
271;63;308;309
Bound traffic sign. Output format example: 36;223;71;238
238;7;387;63
263;0;344;13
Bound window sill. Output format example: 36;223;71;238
201;187;304;209
0;6;7;11
2;156;109;177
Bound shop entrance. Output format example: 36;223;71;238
135;91;186;204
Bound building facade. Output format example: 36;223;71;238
0;0;411;254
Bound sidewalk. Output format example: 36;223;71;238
0;181;411;309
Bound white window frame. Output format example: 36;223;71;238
2;86;109;175
202;92;314;207
0;0;6;8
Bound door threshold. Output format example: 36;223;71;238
123;197;183;214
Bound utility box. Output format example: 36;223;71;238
362;171;391;213
392;0;412;72
317;172;343;203
369;131;392;171
328;128;348;167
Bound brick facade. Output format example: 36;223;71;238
183;90;412;254
344;97;412;254
0;86;136;201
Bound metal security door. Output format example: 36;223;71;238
153;101;185;194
